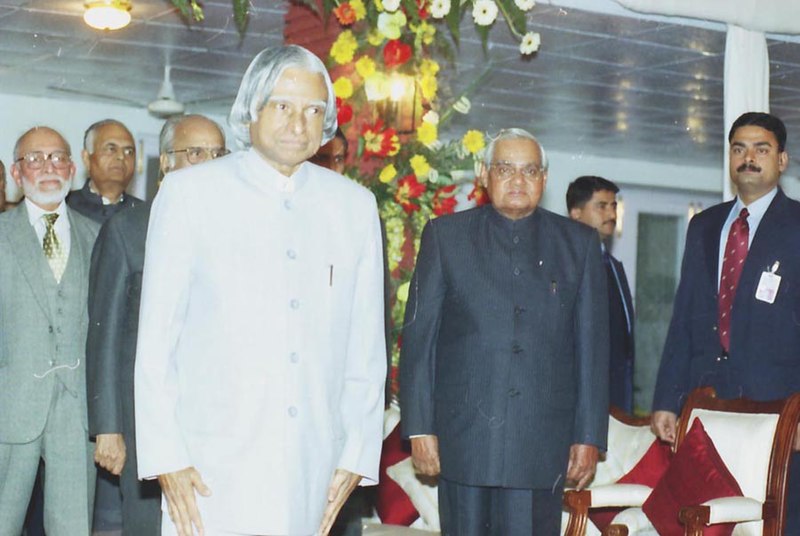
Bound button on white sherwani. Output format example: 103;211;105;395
134;148;386;535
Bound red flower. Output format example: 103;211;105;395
333;2;357;25
433;184;457;216
336;97;353;125
416;0;430;19
395;174;426;214
468;181;490;206
383;40;413;68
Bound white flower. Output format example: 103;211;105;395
472;0;498;26
519;31;541;55
514;0;535;11
422;110;440;125
452;96;471;114
430;0;451;18
382;0;401;12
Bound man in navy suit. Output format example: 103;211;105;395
400;128;609;535
567;176;635;414
652;112;800;534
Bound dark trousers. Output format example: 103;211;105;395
438;477;562;536
118;444;162;536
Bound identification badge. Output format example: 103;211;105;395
755;261;781;304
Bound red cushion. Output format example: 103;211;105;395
589;439;673;530
642;418;743;536
375;423;419;525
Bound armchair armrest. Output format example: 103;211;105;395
589;484;653;508
604;508;651;535
680;496;764;534
563;485;653;536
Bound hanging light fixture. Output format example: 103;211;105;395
84;0;132;31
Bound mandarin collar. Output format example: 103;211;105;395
242;148;311;194
486;204;540;232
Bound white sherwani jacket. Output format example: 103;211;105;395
134;148;386;535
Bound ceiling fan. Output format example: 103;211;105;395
47;64;232;118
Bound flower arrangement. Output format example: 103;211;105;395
320;0;541;384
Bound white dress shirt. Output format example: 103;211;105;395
717;187;777;287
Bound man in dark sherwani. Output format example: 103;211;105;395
400;128;610;535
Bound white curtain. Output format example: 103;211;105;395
722;25;770;200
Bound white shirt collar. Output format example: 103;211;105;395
242;148;310;194
24;197;68;227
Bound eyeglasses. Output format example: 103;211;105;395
168;147;230;164
488;162;543;181
98;144;135;158
15;151;72;170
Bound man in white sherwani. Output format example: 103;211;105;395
134;45;387;536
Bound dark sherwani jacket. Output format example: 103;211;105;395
400;204;610;490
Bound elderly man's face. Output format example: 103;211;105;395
480;138;547;220
161;116;227;174
82;123;136;188
249;67;328;177
11;128;75;211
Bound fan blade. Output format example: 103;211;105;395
47;85;145;107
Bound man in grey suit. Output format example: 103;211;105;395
0;126;99;534
400;128;609;535
86;114;227;535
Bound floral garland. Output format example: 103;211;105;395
324;0;540;388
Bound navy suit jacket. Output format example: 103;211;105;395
400;205;609;490
607;253;635;412
654;189;800;414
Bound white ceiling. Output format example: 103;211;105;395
1;0;799;168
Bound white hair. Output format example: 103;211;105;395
159;114;226;167
83;119;132;154
484;128;549;171
228;45;337;149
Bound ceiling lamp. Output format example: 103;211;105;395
84;0;132;31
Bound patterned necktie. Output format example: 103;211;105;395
718;208;749;352
43;213;67;283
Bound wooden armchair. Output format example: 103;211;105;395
673;387;800;536
571;387;800;536
562;407;656;536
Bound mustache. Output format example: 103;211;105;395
737;162;761;173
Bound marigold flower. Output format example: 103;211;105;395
472;0;498;26
330;30;358;64
379;164;398;183
420;74;438;100
416;122;438;146
419;58;440;77
396;281;410;302
355;56;376;79
351;0;367;19
332;77;354;99
409;154;431;179
333;2;357;25
462;130;485;155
